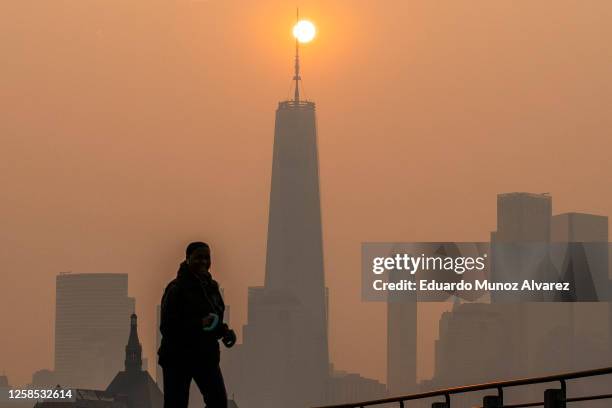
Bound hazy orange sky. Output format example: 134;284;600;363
1;0;612;386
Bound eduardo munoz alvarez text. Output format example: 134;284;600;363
370;254;571;293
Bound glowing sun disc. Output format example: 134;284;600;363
293;20;316;43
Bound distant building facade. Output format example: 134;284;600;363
433;301;522;387
489;192;556;379
493;192;552;243
31;369;57;388
426;193;612;408
238;65;330;406
326;369;386;405
55;273;135;389
551;212;608;242
551;212;610;370
387;296;417;395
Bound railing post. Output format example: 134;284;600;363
432;392;450;407
544;389;566;408
482;395;502;408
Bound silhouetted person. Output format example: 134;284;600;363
158;242;236;408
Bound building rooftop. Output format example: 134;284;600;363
498;192;551;199
553;212;608;219
278;100;315;110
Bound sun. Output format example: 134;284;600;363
293;20;316;44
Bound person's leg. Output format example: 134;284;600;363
162;364;193;408
192;363;228;408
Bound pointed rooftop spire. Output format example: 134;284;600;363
125;313;142;372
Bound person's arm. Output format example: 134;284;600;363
210;285;236;347
198;279;225;333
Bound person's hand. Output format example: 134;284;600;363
222;328;237;348
202;313;219;331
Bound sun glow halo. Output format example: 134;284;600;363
293;20;316;44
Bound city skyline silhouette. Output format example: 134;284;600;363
2;1;612;397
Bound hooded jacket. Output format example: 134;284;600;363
157;261;227;367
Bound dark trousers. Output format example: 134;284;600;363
162;362;227;408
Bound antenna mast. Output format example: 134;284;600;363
293;8;301;103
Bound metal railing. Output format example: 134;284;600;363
314;366;612;408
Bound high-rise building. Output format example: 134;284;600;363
491;192;555;300
432;302;522;392
424;298;545;408
489;193;555;382
489;196;611;377
551;212;608;301
551;212;610;369
240;37;329;408
387;294;417;395
551;212;608;242
494;192;552;242
54;273;135;389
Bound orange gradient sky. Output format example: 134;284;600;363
1;0;612;386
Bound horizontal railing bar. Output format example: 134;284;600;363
502;402;543;408
473;392;612;408
313;366;612;408
566;393;612;402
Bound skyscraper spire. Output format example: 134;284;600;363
241;16;327;405
125;313;142;372
293;8;301;103
106;312;164;407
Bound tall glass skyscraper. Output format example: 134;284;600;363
240;41;329;408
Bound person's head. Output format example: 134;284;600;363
185;241;211;272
